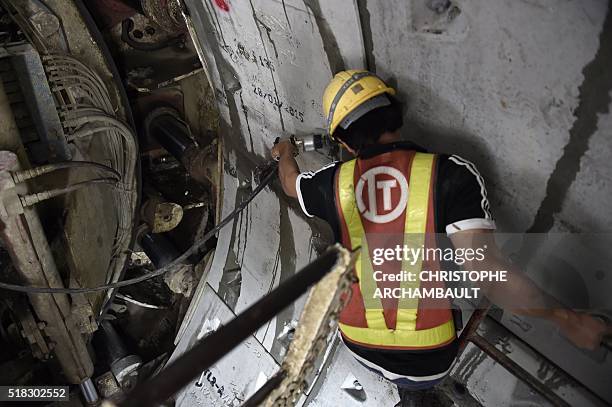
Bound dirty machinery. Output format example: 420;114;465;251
0;0;219;403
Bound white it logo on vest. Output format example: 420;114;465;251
356;166;408;223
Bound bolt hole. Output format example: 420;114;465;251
145;26;156;35
132;29;144;39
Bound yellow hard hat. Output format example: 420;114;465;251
322;70;396;137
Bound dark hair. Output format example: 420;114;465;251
333;95;403;153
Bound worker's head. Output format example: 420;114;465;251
323;70;402;154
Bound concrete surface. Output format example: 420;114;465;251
170;0;612;405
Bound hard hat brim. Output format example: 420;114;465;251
338;94;391;130
329;86;395;136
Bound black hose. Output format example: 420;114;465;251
0;163;278;294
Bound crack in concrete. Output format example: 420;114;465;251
356;0;376;72
239;90;255;153
249;0;286;131
270;198;296;361
302;0;346;74
203;0;227;47
281;0;292;29
526;2;612;234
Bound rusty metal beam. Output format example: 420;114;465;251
468;333;570;407
458;300;611;406
457;299;491;354
0;151;94;384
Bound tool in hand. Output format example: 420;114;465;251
256;134;331;184
272;134;329;160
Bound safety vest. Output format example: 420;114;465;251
335;149;455;350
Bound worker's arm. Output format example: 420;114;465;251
271;140;299;198
450;229;612;350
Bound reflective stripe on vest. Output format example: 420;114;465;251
336;152;455;349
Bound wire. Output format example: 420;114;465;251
0;163;278;294
42;53;139;316
115;293;166;309
19;178;119;207
12;161;121;183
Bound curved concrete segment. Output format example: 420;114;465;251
169;0;612;405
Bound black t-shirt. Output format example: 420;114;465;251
296;141;495;377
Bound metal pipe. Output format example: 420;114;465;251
11;160;120;183
469;333;570;407
80;378;99;404
100;321;129;363
457;299;490;354
118;245;346;407
146;109;197;162
19;178;118;207
138;231;180;267
144;107;215;186
98;321;142;390
459;301;570;405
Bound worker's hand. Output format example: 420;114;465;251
271;140;297;161
557;310;612;350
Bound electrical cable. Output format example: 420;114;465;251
0;162;278;294
115;293;166;310
42;52;140;320
12;161;121;183
19;177;119;207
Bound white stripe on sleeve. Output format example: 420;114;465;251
446;218;496;235
448;155;492;219
296;172;315;218
295;161;338;218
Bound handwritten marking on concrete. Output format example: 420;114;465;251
222;43;276;72
251;84;305;122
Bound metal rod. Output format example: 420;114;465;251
147;111;197;162
457;299;490;353
118;246;344;407
79;378;99;404
138;231;180;268
469;333;570;407
460;303;609;406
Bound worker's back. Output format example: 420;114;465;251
334;147;455;350
296;141;495;387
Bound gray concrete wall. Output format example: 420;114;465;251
174;0;612;405
363;1;612;403
363;0;611;233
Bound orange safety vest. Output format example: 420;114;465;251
335;149;455;350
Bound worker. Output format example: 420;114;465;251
271;70;610;391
